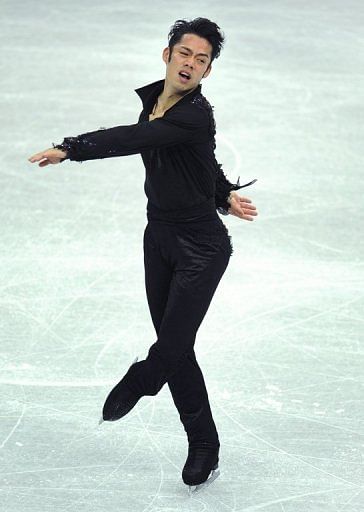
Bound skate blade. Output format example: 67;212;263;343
188;468;220;495
98;417;104;425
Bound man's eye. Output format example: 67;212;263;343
199;60;206;64
180;51;188;55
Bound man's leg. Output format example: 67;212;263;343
167;349;219;446
142;220;231;445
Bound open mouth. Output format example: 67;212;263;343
179;71;191;82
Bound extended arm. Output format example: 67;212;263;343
53;108;207;162
28;106;207;167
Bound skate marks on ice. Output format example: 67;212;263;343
216;400;360;489
58;396;163;512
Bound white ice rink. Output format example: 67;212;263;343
1;0;363;510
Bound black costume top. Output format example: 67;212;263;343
54;79;256;215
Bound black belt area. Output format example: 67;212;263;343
147;197;218;224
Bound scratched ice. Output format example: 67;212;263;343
1;0;363;511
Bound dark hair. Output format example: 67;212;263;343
167;17;225;63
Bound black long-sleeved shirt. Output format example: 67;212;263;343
54;79;256;214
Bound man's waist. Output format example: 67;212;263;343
146;197;217;223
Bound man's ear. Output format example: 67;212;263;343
162;47;170;65
202;63;212;79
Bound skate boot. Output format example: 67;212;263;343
182;441;220;494
99;354;168;424
99;357;141;424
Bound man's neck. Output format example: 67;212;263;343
158;81;198;111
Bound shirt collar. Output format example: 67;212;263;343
134;78;202;111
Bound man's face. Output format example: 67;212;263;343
162;33;212;93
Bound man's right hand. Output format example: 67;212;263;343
28;148;67;167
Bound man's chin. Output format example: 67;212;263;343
165;75;195;91
170;79;198;95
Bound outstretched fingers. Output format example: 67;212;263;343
28;152;46;163
241;202;257;212
239;199;258;221
28;151;51;167
28;148;67;167
228;195;258;221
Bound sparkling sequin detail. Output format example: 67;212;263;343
53;135;102;163
191;94;216;139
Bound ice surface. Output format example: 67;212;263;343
1;0;363;511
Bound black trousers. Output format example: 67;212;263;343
136;197;232;446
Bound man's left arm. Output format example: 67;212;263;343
215;162;257;217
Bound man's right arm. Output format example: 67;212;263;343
44;106;208;163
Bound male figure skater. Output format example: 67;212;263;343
28;18;258;492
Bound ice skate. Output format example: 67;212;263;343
188;463;220;494
99;357;140;423
182;442;220;494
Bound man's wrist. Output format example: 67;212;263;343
52;142;69;161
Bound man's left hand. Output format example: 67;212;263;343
228;191;258;221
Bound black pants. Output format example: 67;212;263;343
138;197;232;446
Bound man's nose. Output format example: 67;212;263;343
184;57;194;68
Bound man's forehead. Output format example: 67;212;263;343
176;33;212;57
